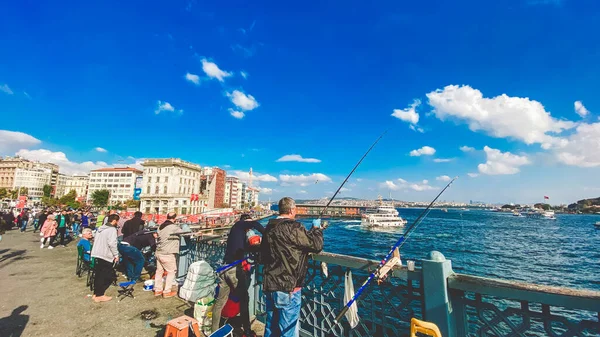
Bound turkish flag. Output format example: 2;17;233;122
544;196;549;199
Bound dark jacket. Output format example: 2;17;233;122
122;229;156;250
122;217;145;239
260;218;323;293
4;213;15;228
224;220;265;264
38;213;49;227
55;214;70;227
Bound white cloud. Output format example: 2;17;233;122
467;173;479;178
409;125;425;133
0;130;41;154
409;146;436;157
340;187;351;192
185;72;200;85
279;173;332;186
356;178;363;182
227;90;259;111
16;149;111;175
299;190;307;194
433;158;453;163
554;122;600;167
436;175;452;182
230;170;278;182
259;187;273;194
460;146;475;152
155;100;182;115
240;71;248;79
201;58;232;82
380;178;435;192
95;147;107;153
477;146;530;175
427;85;576;147
574;101;589;118
0;84;13;95
228;108;245;119
276;154;321;163
392;99;420;125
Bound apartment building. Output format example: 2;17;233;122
87;167;142;205
200;167;226;209
140;158;207;215
0;156;35;190
61;175;89;200
224;176;243;209
13;166;52;201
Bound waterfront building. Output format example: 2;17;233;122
62;175;89;200
37;162;59;196
55;173;69;198
87;167;142;206
200;167;226;209
140;158;207;215
0;156;35;190
13;166;52;201
239;182;259;208
224;176;242;209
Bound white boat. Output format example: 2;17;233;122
594;221;600;228
362;204;407;227
542;210;556;219
512;211;522;217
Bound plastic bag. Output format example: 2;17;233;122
194;296;214;335
344;270;360;328
179;261;216;302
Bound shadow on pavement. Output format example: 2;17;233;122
0;249;28;266
0;305;30;337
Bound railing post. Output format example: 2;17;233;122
421;251;454;337
177;236;192;280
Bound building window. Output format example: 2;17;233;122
165;176;168;183
156;176;160;183
155;186;159;194
163;186;167;194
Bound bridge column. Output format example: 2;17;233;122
421;251;454;337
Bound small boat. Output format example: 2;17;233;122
594;222;600;229
441;208;448;213
542;210;556;220
512;211;522;217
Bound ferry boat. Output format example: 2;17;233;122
362;197;407;227
542;210;556;220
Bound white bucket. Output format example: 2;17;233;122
143;279;154;291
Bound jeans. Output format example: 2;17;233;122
265;290;302;337
118;243;145;281
51;227;67;246
33;219;40;232
72;222;80;235
211;266;251;333
20;220;28;232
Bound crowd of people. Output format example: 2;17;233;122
0;196;323;337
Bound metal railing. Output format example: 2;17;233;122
178;240;600;337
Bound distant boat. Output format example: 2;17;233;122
594;222;600;229
441;208;448;213
513;211;522;217
542;210;556;220
362;204;407;228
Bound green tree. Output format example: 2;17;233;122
9;189;18;199
0;188;7;199
124;199;141;209
91;189;110;208
43;184;53;198
17;187;29;196
60;189;77;205
42;196;59;207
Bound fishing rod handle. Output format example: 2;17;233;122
334;306;350;323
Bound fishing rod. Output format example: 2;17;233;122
334;177;457;323
319;130;388;224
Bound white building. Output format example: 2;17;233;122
13;166;52;201
140;158;207;215
62;175;89;200
239;183;260;209
56;173;69;198
87;167;142;205
225;176;243;209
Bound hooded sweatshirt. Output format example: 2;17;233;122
91;224;119;263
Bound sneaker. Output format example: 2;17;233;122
154;291;163;297
40;243;44;249
48;246;54;249
162;291;177;298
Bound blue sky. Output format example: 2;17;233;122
1;0;600;204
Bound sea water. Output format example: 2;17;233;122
261;208;600;291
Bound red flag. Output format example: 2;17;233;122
544;196;549;199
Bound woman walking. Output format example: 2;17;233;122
40;215;58;249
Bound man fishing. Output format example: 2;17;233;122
261;197;324;337
212;214;265;337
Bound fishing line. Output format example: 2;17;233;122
333;176;457;324
319;130;388;224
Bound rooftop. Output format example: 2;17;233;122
91;167;143;173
